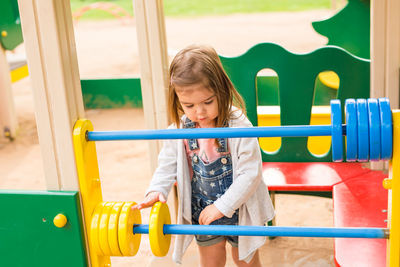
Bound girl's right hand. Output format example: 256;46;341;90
132;191;167;210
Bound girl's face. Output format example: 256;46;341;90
175;83;218;128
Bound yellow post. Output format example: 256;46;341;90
73;119;110;267
388;110;400;266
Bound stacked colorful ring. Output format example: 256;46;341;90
99;202;116;255
378;98;392;159
356;99;369;162
108;202;124;256
367;99;381;161
90;202;106;256
149;202;172;257
330;99;343;162
118;202;142;256
345;99;358;161
90;201;142;258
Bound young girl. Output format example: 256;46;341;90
134;44;275;266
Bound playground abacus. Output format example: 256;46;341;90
74;98;397;264
5;0;398;266
86;98;392;162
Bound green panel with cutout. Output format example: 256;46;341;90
221;42;370;162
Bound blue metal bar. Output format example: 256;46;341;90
88;125;336;141
132;224;388;239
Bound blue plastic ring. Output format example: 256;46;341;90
345;99;357;161
330;99;343;162
378;98;392;159
367;99;381;161
356;99;369;162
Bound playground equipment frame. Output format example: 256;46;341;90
15;0;400;266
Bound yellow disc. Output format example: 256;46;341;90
149;202;171;257
118;201;142;256
108;201;124;256
90;202;106;256
99;202;115;256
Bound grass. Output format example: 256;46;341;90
70;0;333;20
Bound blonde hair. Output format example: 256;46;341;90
168;44;246;128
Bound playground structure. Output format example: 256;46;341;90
71;97;396;267
1;0;400;266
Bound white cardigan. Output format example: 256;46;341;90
146;110;275;263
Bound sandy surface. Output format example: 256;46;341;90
1;10;338;266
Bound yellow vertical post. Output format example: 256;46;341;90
388;110;400;266
73;119;110;267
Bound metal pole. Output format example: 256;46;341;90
87;125;338;141
133;224;389;239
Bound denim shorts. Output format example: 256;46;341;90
195;234;238;247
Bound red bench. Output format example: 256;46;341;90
263;162;371;192
332;171;387;267
263;163;388;266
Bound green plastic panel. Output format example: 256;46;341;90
0;190;88;267
220;42;370;162
81;77;279;108
312;0;370;59
0;0;23;50
80;76;334;109
81;78;142;109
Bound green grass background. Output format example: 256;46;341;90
71;0;333;20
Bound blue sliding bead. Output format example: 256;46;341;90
367;99;381;161
345;99;358;162
356;99;369;162
331;99;343;162
378;98;392;160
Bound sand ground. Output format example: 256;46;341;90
1;10;339;266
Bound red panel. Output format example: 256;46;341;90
333;171;388;267
263;162;371;192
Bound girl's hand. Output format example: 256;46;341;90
199;204;224;225
132;191;166;210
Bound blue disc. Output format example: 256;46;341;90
356;99;369;162
378;98;392;159
330;99;343;162
345;99;357;161
367;99;381;161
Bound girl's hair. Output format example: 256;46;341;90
168;44;246;128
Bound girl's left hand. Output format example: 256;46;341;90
199;204;224;225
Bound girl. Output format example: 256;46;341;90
134;44;275;266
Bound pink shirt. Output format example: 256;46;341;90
184;125;230;177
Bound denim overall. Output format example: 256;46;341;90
184;117;239;246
